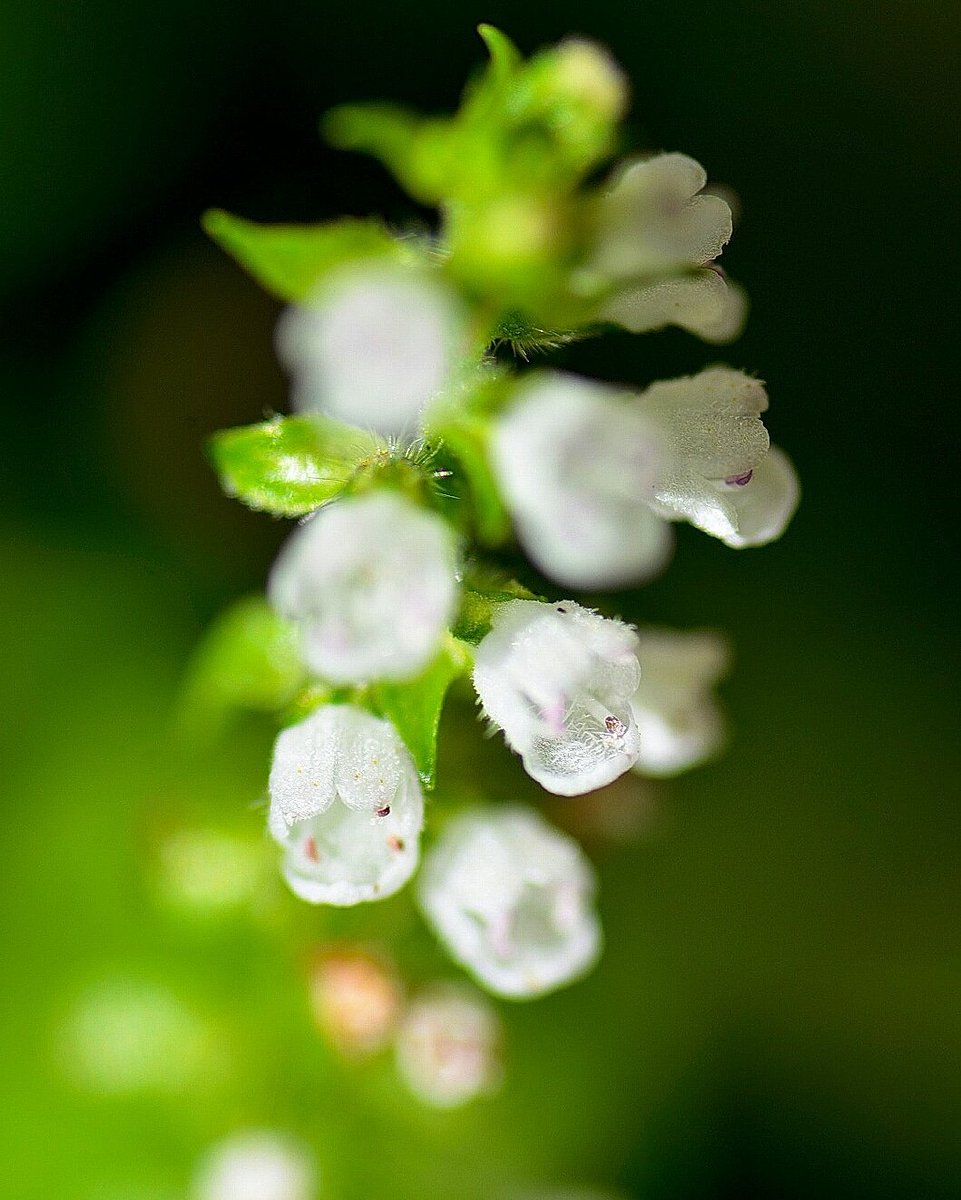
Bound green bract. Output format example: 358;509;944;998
202;210;416;303
209;415;379;516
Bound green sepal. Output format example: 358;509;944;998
178;596;306;741
202;210;408;302
370;636;472;789
210;415;379;517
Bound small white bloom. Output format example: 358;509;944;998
473;599;641;795
592;152;733;279
418;806;602;998
637;368;799;547
492;372;673;589
588;152;745;342
275;263;466;436
269;490;458;683
395;982;502;1107
268;705;424;906
192;1131;315;1200
630;628;730;776
601;267;747;343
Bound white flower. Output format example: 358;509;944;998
268;490;458;683
630;628;730;776
192;1131;315;1200
417;806;602;998
589;152;745;342
395;982;502;1107
275;263;467;436
473;599;641;796
268;705;424;906
638;367;800;547
593;153;733;278
491;372;673;589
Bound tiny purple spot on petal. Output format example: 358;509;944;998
725;470;754;487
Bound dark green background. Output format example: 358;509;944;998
1;2;959;1197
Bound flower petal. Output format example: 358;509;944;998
630;628;729;776
601;267;746;342
592;152;733;278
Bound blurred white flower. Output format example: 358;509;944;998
418;806;602;998
630;628;730;776
268;705;424;906
590;152;744;342
395;982;502;1107
192;1131;315;1200
275;263;467;436
60;977;223;1097
638;367;799;547
492;372;673;589
473;599;641;796
269;490;458;683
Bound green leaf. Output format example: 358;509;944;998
435;413;511;545
202;210;406;302
210;415;378;517
178;596;306;741
372;637;471;789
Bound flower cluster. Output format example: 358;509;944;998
194;27;798;1011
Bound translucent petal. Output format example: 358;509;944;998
473;599;641;796
650;443;799;548
268;706;423;906
268;491;458;684
601;267;746;342
592;152;733;278
493;372;674;589
267;705;339;826
275;264;466;437
417;807;602;998
630;628;729;776
640;367;771;482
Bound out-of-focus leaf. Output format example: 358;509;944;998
202;211;406;302
210;415;378;517
372;637;472;788
178;595;305;741
435;413;511;545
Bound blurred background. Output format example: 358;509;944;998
1;1;959;1197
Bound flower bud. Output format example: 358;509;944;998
473;599;641;795
308;948;401;1056
269;490;458;684
395;982;502;1107
492;372;673;588
418;806;602;998
268;705;424;906
276;263;467;437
